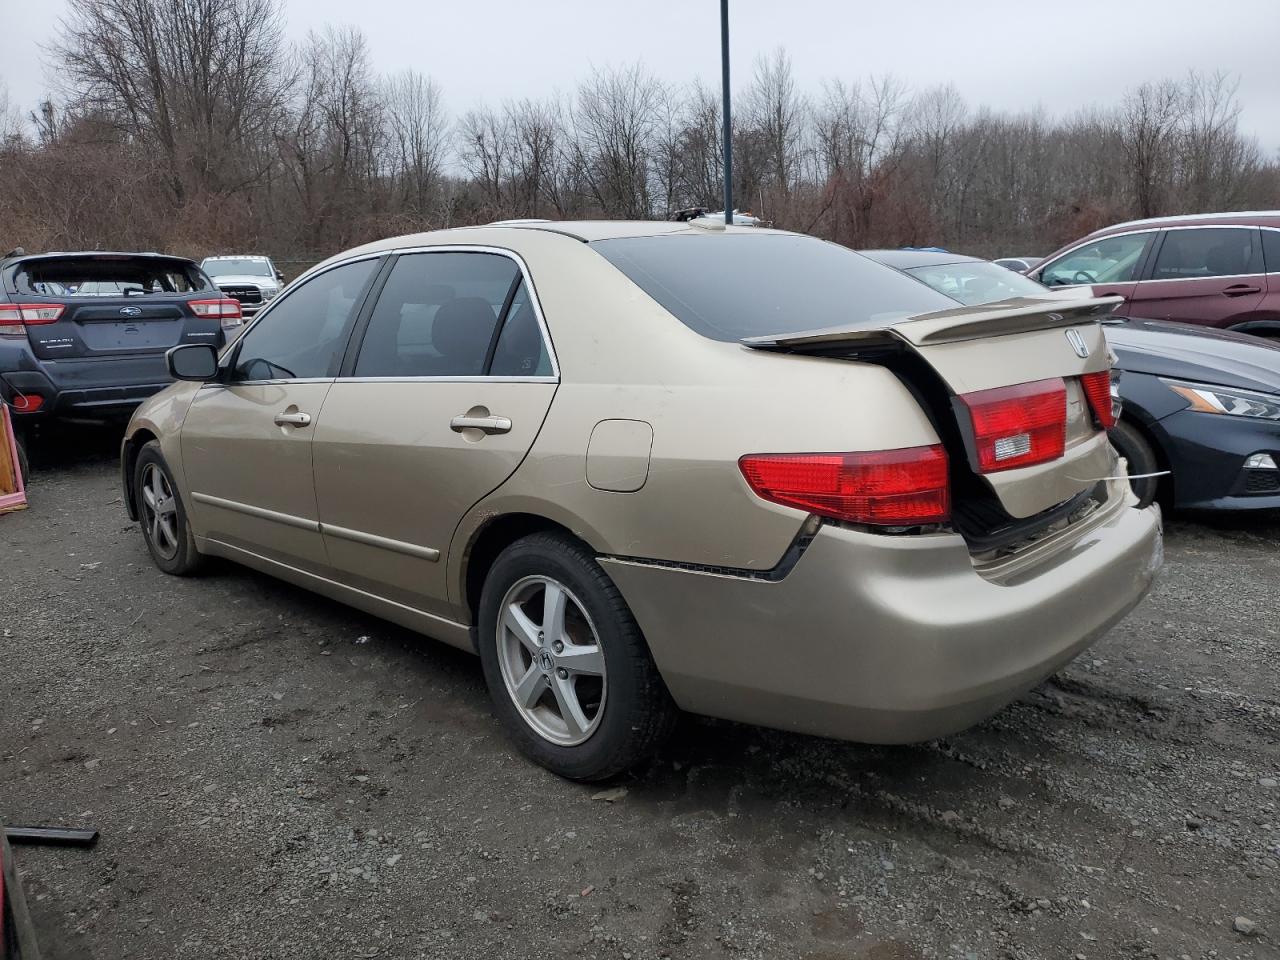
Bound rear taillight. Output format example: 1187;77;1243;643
1080;370;1117;429
957;377;1066;473
0;303;65;328
190;298;242;330
739;445;950;526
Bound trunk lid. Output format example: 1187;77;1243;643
744;295;1122;521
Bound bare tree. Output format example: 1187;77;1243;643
457;105;512;215
571;65;664;219
1119;79;1185;217
383;69;448;223
51;0;292;203
744;49;806;216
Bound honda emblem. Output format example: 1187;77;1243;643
1065;328;1090;359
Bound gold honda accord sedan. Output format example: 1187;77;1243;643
122;221;1163;780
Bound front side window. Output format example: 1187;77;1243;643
592;234;953;342
353;252;523;378
230;258;378;381
1040;232;1155;287
1149;227;1261;280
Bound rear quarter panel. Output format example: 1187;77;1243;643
447;231;942;598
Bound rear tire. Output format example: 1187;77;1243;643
1108;419;1160;509
477;532;678;781
134;441;204;575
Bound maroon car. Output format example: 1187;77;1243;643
1031;211;1280;338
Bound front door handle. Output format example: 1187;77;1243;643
274;411;312;427
1223;284;1261;296
450;414;511;435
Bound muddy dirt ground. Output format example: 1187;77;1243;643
1;428;1277;960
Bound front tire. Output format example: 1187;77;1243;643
14;432;29;485
477;532;677;781
1108;419;1160;509
134;441;204;575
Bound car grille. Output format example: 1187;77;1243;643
219;284;262;304
1243;468;1280;494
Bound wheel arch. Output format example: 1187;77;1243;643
121;427;159;520
458;512;598;624
1116;411;1174;508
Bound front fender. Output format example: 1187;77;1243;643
121;381;201;519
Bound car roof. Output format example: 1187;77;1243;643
346;220;783;254
203;254;271;260
859;249;985;269
1093;210;1280;234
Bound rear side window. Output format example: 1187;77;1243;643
591;234;953;342
490;281;553;377
1150;227;1262;280
353;252;523;378
231;258;379;382
1260;230;1280;273
15;256;212;297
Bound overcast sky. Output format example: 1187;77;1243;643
6;0;1279;153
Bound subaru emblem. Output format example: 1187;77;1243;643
1065;328;1090;359
120;306;142;317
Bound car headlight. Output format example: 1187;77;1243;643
1162;379;1280;420
261;285;280;300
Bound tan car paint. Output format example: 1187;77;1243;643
312;379;558;619
600;474;1160;743
123;221;1162;747
181;381;335;571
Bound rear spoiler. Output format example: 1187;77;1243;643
742;295;1124;351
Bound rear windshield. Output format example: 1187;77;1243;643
15;256;212;297
591;234;954;341
903;260;1051;306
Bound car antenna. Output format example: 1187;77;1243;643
4;246;25;257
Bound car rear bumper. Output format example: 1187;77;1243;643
1;355;171;421
601;477;1162;744
1158;408;1280;510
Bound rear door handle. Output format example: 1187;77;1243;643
1223;284;1261;296
274;411;312;427
450;414;511;435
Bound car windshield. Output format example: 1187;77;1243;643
591;234;954;341
204;258;273;278
902;260;1050;306
15;256;211;296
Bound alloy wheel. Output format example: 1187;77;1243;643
140;462;180;561
496;575;607;746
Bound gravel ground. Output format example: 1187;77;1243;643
1;429;1277;960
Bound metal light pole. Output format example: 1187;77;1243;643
720;0;732;225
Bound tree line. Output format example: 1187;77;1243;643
1;0;1276;263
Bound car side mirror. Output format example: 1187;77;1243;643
167;344;219;382
275;270;285;283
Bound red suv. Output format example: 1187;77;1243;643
1031;212;1280;338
